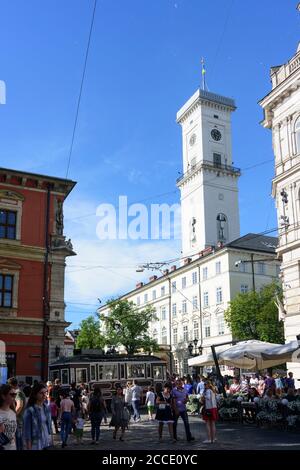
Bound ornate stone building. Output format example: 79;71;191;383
0;167;76;382
260;43;300;384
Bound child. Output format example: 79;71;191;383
49;396;59;434
146;386;155;421
74;412;85;445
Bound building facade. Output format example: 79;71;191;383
0;167;76;382
99;86;280;375
260;43;300;383
99;235;279;376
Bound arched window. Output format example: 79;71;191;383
295;117;300;154
216;213;228;242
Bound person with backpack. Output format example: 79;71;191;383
88;387;107;445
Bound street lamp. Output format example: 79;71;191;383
188;339;200;357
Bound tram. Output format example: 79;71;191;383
49;350;167;403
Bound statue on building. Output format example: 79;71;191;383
56;200;64;235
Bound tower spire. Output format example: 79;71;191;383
201;57;207;91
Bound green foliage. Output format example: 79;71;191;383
224;282;284;344
99;299;159;355
76;315;105;349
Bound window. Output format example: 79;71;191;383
193;321;199;340
161;327;167;345
153;365;163;379
152;329;158;341
192;271;198;284
172;281;176;293
90;364;97;381
127;363;145;378
0;274;13;308
203;291;209;308
99;364;118;380
182;277;187;289
0;210;17;240
76;368;87;383
217;315;225;335
173;327;178;345
216;213;228;243
161;286;166;296
202;267;208;280
257;262;265;275
152;290;156;300
161;306;166;320
192;295;198;310
183;358;189;375
239;262;246;273
136;296;140;306
204;318;211;338
216;287;223;304
216;261;221;275
276;265;281;277
240;284;249;294
183;325;189;342
61;369;69;385
144;293;148;303
182;300;187;314
213;153;222;168
174;359;179;374
172;303;177;317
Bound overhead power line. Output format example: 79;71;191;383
65;0;98;179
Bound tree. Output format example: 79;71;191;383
224;282;284;344
98;299;159;355
76;315;105;349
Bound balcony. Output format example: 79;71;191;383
176;160;241;185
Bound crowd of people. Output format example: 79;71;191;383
0;374;221;450
0;370;296;450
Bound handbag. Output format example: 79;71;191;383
0;432;10;446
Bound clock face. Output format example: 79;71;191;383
189;134;196;146
211;129;222;141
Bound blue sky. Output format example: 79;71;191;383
0;0;299;327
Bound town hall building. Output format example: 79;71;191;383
99;84;280;376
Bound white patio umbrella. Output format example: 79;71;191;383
188;339;300;370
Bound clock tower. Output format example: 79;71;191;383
176;88;241;258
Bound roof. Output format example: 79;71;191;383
98;233;278;309
226;233;278;253
50;354;165;366
0;167;76;197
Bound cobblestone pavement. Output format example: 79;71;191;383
52;413;300;450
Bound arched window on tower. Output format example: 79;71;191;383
216;213;228;243
295;117;300;154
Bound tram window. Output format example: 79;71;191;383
70;368;75;384
50;370;59;382
153;366;163;380
76;368;87;384
146;364;151;378
120;364;126;379
99;364;118;380
127;363;145;378
61;369;69;385
90;364;97;381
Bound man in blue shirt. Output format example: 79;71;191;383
172;379;194;442
196;376;206;396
